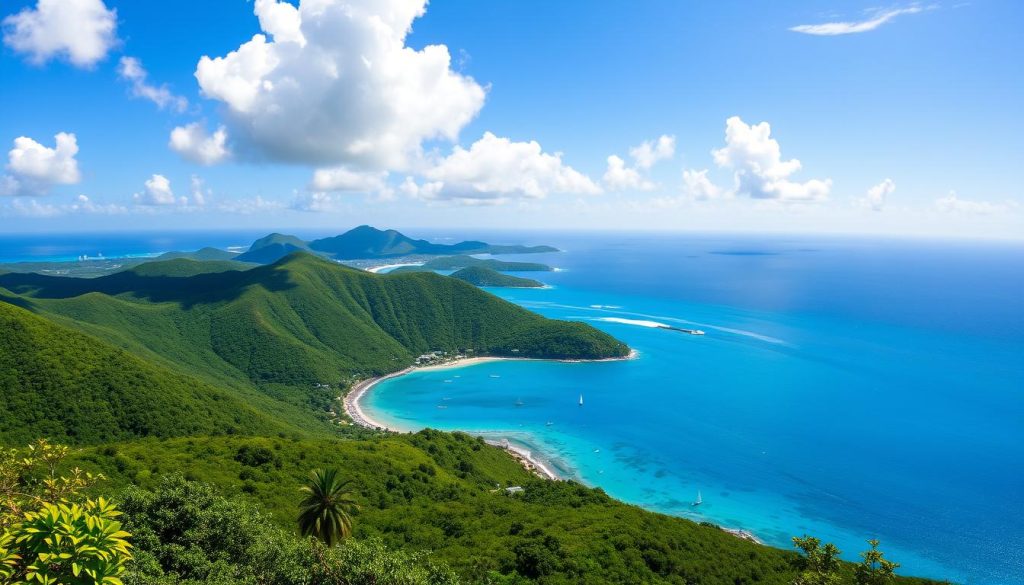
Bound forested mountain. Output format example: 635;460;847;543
0;300;290;444
0;253;625;389
451;266;545;288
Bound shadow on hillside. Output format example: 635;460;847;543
0;287;36;312
0;265;297;308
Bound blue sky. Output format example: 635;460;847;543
1;0;1021;238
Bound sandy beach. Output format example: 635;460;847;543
365;262;423;274
484;439;561;481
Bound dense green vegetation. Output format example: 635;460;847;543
0;253;626;385
156;247;240;262
124;258;255;277
0;301;291;444
118;474;459;585
234;233;313;263
451;267;545;288
63;434;938;585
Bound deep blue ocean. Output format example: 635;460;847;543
3;230;1022;583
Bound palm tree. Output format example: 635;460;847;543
297;468;358;546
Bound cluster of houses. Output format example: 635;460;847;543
414;349;471;366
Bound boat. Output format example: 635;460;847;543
578;393;584;406
692;490;702;506
545;421;554;426
515;398;524;407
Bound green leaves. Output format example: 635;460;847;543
855;539;900;585
297;468;359;547
1;441;132;585
792;535;844;585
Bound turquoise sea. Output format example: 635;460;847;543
365;234;1024;585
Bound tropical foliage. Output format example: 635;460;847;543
117;475;457;585
0;440;132;585
297;468;358;546
793;535;844;585
855;539;900;585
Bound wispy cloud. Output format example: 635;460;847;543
790;5;926;36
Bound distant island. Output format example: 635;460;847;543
450;266;545;288
236;225;559;264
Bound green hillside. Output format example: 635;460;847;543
124;257;254;277
0;252;626;398
452;266;545;288
419;255;552;271
248;233;310;252
156;246;240;261
0;300;291;445
235;233;314;263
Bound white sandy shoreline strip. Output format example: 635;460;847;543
484;439;561;481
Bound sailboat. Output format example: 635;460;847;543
692;490;702;507
578;393;584;407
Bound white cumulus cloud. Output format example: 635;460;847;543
310;167;388;193
603;155;654;191
790;5;925;36
169;123;231;165
629;135;675;170
414;132;601;205
2;132;81;196
682;169;723;201
602;135;674;191
133;174;178;206
2;0;117;67
118;56;188;112
191;0;485;169
859;178;895;211
712;116;831;202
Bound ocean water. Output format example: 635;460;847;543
365;234;1024;585
0;231;274;263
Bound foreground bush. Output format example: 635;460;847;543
119;475;458;585
0;440;132;585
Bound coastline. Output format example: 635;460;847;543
341;348;765;545
341;350;638;475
